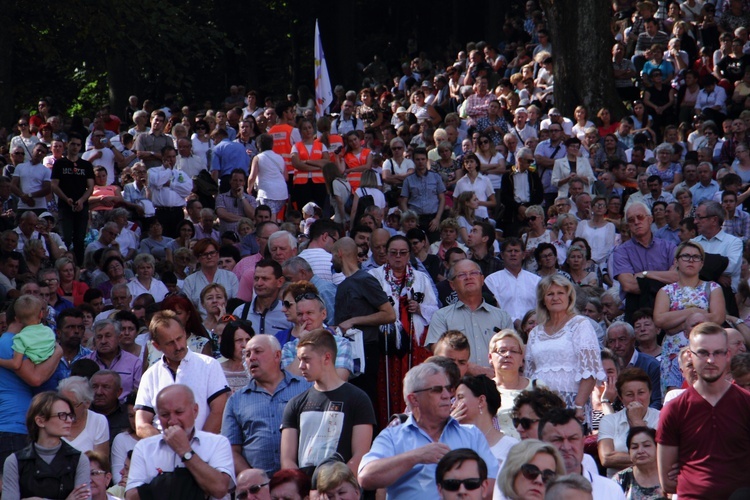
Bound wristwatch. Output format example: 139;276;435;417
642;271;649;278
181;449;195;462
601;398;611;404
737;318;745;325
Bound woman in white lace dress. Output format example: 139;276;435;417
524;274;604;426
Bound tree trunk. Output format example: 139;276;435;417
540;0;628;119
107;50;130;121
0;5;15;128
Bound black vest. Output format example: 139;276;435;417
15;441;80;499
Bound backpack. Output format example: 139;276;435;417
353;188;375;225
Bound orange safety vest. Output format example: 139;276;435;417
269;123;295;174
293;140;326;184
343;148;371;191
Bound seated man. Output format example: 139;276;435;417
125;385;235;500
435;449;490;500
358;362;498;498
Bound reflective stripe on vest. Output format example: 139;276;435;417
293;140;325;184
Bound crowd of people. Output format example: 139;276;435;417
0;0;750;498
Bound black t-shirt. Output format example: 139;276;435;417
50;157;95;201
717;54;750;83
334;270;390;343
281;382;376;476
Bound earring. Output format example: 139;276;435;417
479;406;483;415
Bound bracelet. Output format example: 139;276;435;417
574;405;584;410
601;398;611;404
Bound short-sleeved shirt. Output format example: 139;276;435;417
51;157;95;202
12;324;56;364
221;370;311;475
400;171;446;215
126;430;235;492
334;270;391;344
281;383;376;475
359;415;499;500
611;236;675;299
280;330;354;374
485;269;541;323
135;349;230;431
13;162;51;210
0;333;34;435
656;384;750;498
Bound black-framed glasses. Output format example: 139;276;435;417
512;417;540;430
199;250;218;258
55;412;76;422
689;348;727;360
236;482;270;499
440;478;483;492
677;254;702;262
282;300;294;309
413;384;453;395
520;463;557;484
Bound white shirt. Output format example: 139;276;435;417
484;269;541;322
82;147;117;185
597;407;661;477
253;150;288;201
148;166;193;207
126;430;235;499
298;247;345;285
540;117;574;136
127;277;169;304
116;228;139;258
692;230;743;291
63;410;109;453
453;174;494;219
175;154;208;179
13;161;51;210
135;349;230;431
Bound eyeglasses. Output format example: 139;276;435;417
18;123;28;127
295;292;321;303
236;482;270;499
512;417;540;430
43;278;59;284
493;348;522;356
519;463;557;484
677;254;703;262
199;250;218;258
693;214;715;220
690;348;727;360
453;270;482;281
413;384;454;395
626;213;648;224
479;140;490;145
388;249;410;256
54;412;77;422
220;314;237;323
282;300;294;309
439;478;483;492
91;469;108;477
527;216;538;222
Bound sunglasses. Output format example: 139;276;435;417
479;140;490;145
413;384;453;395
282;300;295;309
236;482;270;499
512;417;540;430
520;463;557;484
295;292;321;303
527;216;538;222
440;478;483;492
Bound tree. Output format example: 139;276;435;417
539;0;628;119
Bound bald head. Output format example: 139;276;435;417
156;384;195;407
333;236;358;257
236;469;271;500
727;328;747;357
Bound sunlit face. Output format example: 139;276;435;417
619;380;651;407
512;452;556;500
628;432;657;467
543;284;570;314
202;288;227;316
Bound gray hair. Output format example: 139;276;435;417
133;110;148;122
516;146;533;161
403;362;445;405
446;259;481;281
91;369;122;390
58;376;94;404
110;208;130;221
199;207;215;219
607;320;635;339
282;256;312;274
554;196;572;207
602;287;622;307
698;199;724;225
38;267;59;281
94;318;121;336
268;230;297;250
55;256;76;272
655;142;674;155
545;474;593;499
625;201;651;219
390;137;406;149
133;253;156;268
554;213;577;231
111;283;131;297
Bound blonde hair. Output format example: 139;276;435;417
499;440;566;499
536;274;577;324
489;329;526;357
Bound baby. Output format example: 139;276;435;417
0;295;56;370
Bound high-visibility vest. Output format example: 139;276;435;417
269;124;295;174
343;148;371;191
293;140;326;184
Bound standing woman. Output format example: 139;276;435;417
323;162;351;227
368;235;438;425
521;205;554;273
191;119;213;163
248;134;288;220
291;119;330;209
653;241;725;397
2;392;90;500
524;274;604;425
575;195;616;265
339;131;372;192
475;132;506;208
350;169;386;225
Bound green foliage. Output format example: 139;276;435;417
67;71;108;118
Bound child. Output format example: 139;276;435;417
0;295;56;370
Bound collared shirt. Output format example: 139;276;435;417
722;210;750;240
612;235;675;299
465;93;497;124
126;430;235;495
401;170;446;215
359;415;499;500
690;180;720;205
598;407;661;476
426;300;512;367
280;328;353;375
133;132;172;169
215;191;258;233
211;139;250;177
86;348;143;402
221;370;311;475
175;154;208;179
534;139;566;162
643;191;674;209
485;269;541;323
135;349;230;431
476;115;509;145
692;230;744;291
654;225;681;245
232;298;292;337
695;86;727;114
471;252;504;277
123;181;147;205
148;166;193;208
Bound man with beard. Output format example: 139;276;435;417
657;322;750;498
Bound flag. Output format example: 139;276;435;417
314;19;332;119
